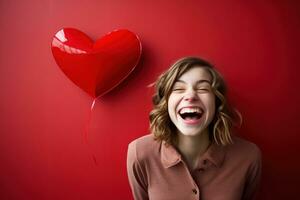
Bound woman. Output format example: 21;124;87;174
127;57;261;200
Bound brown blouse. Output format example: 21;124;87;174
127;134;261;200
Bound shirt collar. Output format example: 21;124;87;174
160;140;226;168
160;141;182;168
202;141;226;167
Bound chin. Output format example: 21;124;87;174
177;128;204;137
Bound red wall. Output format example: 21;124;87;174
1;1;299;199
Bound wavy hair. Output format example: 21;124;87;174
149;57;241;146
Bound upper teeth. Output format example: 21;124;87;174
179;107;202;114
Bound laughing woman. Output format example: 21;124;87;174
127;57;261;200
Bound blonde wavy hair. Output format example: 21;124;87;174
149;57;241;146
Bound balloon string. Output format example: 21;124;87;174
84;98;98;166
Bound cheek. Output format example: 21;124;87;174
167;94;178;117
203;94;216;114
167;96;172;115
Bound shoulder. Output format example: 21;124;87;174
226;136;261;164
128;134;160;152
128;134;161;163
230;137;261;153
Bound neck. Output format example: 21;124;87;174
175;129;210;169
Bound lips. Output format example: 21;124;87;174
178;106;204;125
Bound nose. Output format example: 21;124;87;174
183;89;199;102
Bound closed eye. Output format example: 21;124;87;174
196;88;210;92
172;88;185;92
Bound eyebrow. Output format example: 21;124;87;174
175;80;212;84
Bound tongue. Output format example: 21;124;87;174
185;116;199;120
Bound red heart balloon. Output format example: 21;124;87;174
51;28;142;98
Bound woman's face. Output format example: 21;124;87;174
167;66;216;137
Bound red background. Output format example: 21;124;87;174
1;0;299;199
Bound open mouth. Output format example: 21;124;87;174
178;107;203;121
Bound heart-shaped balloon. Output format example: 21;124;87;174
51;28;142;98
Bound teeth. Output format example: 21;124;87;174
179;107;202;114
